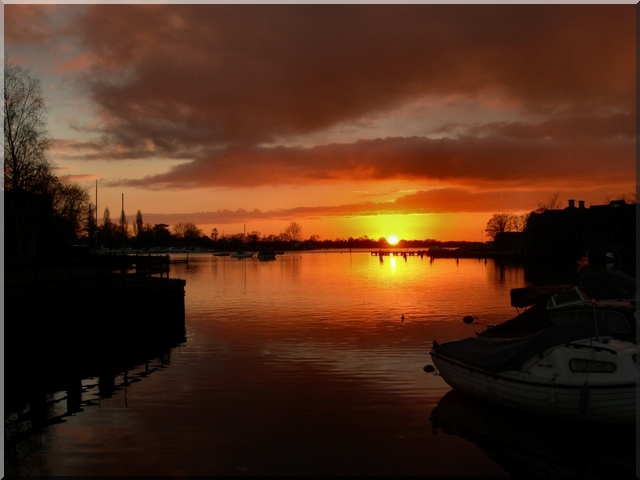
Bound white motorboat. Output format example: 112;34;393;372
425;275;638;425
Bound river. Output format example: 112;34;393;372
4;251;635;477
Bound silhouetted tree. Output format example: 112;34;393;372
172;222;203;248
282;221;302;241
536;192;562;212
100;207;115;248
4;62;53;193
511;213;529;232
263;234;279;243
4;62;57;259
485;213;512;239
133;210;144;237
50;177;90;240
152;223;171;247
601;192;636;205
211;227;219;242
484;213;529;239
118;206;128;241
134;222;155;248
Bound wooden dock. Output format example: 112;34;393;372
5;254;173;286
5;254;187;400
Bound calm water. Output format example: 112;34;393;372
5;252;636;477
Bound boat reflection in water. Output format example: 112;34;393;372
430;389;636;480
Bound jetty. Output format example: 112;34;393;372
371;248;522;260
371;250;429;258
5;254;187;403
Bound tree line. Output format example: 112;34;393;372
4;62;356;256
2;62;313;256
5;62;92;259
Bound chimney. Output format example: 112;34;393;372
567;199;575;208
578;200;585;209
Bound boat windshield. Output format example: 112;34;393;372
549;309;631;333
546;287;592;310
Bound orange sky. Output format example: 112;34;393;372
4;3;636;242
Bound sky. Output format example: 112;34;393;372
3;2;636;242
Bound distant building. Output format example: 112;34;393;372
523;199;636;261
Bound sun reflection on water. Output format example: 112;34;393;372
7;251;532;477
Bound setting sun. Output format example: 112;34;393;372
387;235;399;245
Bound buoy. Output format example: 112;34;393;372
463;315;475;324
401;314;405;322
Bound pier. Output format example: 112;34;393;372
371;249;521;260
5;254;187;402
5;254;174;283
371;250;429;258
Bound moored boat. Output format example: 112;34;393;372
424;274;638;425
256;250;277;261
230;251;254;258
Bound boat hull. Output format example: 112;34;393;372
230;252;254;258
430;351;636;425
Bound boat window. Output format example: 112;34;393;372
569;358;616;373
546;287;591;309
549;310;630;333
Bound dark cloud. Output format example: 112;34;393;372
5;4;635;218
4;5;58;46
54;4;633;153
135;185;622;228
104;132;634;191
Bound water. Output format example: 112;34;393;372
5;252;635;477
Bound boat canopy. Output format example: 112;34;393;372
510;285;576;308
433;319;623;373
509;271;637;309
